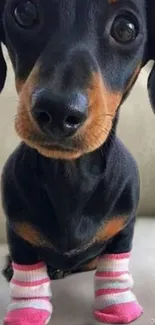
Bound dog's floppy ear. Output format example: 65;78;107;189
147;1;155;112
0;0;7;92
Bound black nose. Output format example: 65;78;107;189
31;89;88;138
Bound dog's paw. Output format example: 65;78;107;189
93;301;143;324
4;308;52;325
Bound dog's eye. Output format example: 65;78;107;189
14;1;38;28
111;15;138;44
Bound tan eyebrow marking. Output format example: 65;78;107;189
108;0;118;4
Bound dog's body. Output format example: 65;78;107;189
2;134;139;271
0;0;155;324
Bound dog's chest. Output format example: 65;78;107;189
33;158;107;253
34;180;109;269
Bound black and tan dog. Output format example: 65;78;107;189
0;1;155;324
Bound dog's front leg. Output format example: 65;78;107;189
4;226;52;325
93;217;143;324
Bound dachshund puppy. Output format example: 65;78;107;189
0;0;155;324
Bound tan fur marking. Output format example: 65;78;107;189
16;80;24;94
76;73;122;154
84;258;98;270
13;222;53;248
13;217;127;254
95;216;127;242
108;0;118;4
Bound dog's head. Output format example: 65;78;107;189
0;0;7;92
1;0;151;159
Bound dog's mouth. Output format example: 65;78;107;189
28;131;80;152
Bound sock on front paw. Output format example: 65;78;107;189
94;252;143;324
4;262;52;325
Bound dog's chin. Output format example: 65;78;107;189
16;132;83;159
35;145;83;160
15;128;107;159
33;142;83;160
19;132;109;160
15;120;112;159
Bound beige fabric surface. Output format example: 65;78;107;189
0;218;154;325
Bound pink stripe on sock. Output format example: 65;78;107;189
95;271;129;278
12;262;45;271
101;253;130;260
11;278;50;287
95;288;129;297
94;301;143;324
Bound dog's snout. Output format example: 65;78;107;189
31;89;88;138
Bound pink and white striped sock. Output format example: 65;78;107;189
4;262;52;325
94;253;143;324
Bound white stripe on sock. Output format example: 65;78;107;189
97;258;129;273
13;267;48;282
10;282;52;299
7;299;53;314
95;290;136;310
95;274;133;291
